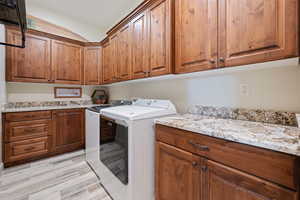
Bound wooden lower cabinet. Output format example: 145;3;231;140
3;109;85;167
206;160;297;200
155;125;299;200
156;142;204;200
52;109;85;154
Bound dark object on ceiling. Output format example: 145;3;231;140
0;0;27;48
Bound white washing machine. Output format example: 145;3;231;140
86;99;177;200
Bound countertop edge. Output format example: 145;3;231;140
155;118;300;157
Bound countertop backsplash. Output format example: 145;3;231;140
188;105;298;127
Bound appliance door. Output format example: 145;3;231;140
100;115;128;185
85;109;100;169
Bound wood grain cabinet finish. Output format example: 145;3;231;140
102;41;113;84
6;29;52;83
52;40;83;85
174;0;298;73
4;137;50;163
52;109;84;154
131;12;150;79
148;0;172;77
84;46;102;85
3;109;85;167
156;142;204;200
174;0;218;73
118;24;132;81
206;160;298;200
110;34;120;83
155;125;300;200
219;0;299;68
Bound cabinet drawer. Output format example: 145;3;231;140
5;111;52;122
156;124;299;190
5;120;51;142
4;137;50;163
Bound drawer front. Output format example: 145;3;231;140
156;124;299;190
5;137;50;163
5;120;51;142
4;111;52;122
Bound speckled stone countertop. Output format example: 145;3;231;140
1;100;100;113
155;114;300;156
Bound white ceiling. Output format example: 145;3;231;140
26;0;143;31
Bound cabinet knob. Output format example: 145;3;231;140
192;162;198;167
201;166;208;172
209;59;216;64
219;57;225;62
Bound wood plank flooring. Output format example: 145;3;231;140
0;151;112;200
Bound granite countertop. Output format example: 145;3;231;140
155;114;300;156
1;104;99;113
0;100;102;113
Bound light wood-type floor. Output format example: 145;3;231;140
0;151;112;200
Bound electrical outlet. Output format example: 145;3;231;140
240;84;250;96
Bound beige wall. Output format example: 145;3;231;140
109;58;300;114
26;3;105;41
6;82;104;102
0;24;6;168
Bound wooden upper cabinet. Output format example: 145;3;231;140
52;40;83;85
206;160;297;200
84;46;102;85
6;29;51;83
175;0;218;74
131;12;150;79
110;34;120;83
219;0;299;67
156;142;204;200
102;41;113;84
148;0;172;76
118;24;132;81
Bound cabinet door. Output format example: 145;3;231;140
52;109;84;153
84;46;102;85
6;29;51;83
175;0;218;73
110;34;119;82
156;142;204;200
131;12;150;79
102;41;113;84
118;24;132;81
219;0;298;67
52;40;83;84
148;0;172;76
206;160;297;200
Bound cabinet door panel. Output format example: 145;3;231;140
118;24;132;81
53;109;84;153
219;0;298;67
110;34;119;82
52;40;83;84
156;142;204;200
6;30;51;83
206;160;297;200
175;0;218;73
84;46;102;85
131;13;150;79
148;0;172;76
102;42;113;84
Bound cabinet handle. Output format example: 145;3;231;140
192;161;198;167
209;59;216;64
24;147;35;151
201;166;208;172
219;57;225;62
188;140;210;151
